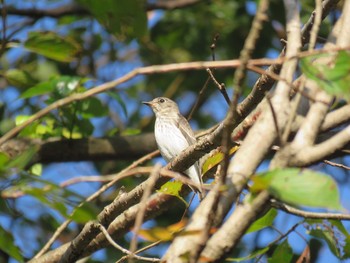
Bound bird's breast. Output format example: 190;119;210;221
154;118;191;162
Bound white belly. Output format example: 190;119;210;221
155;119;190;162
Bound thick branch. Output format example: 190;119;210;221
290;125;350;166
0;133;157;164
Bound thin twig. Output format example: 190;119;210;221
188;34;221;120
309;0;323;50
116;241;163;263
323;159;350;170
129;164;161;261
98;224;160;262
206;68;230;105
271;200;350;219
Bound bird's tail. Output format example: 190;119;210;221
186;165;205;200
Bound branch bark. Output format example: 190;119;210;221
0;134;157;164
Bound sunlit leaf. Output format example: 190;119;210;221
61;128;83;139
15;115;55;138
251;168;341;209
30;163;42;176
137;220;188;242
246;208;277;233
301;51;350;100
0;226;24;262
24;31;81;62
15;115;31;126
202;146;239;175
121;128;141;136
157;181;188;206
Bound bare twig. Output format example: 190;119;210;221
116;241;162;263
206;68;230;105
188;33;222;120
129;164;161;260
323;159;350;170
98;224;160;262
272;200;350;219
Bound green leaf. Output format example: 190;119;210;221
20;81;55;99
157;181;188;206
4;69;37;89
121;128;141;136
228;246;270;262
24;31;81;62
268;239;293;263
79;97;108;118
74;118;94;136
15;115;31;126
0;226;24;262
301;51;350;100
0;152;10;168
246;208;277;233
70;202;98;223
7;147;37;170
306;219;350;259
77;0;147;39
30;163;42;176
23;187;69;217
202;146;239;175
251;168;341;209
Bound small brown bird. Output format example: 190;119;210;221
143;97;204;199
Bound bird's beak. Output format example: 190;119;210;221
142;101;153;107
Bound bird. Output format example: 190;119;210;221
143;97;204;199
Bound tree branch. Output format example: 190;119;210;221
271;200;350;220
0;133;157;164
1;1;205;19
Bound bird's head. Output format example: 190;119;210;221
142;97;180;117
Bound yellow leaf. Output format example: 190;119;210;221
157;181;188;206
202;146;239;175
136;219;188;242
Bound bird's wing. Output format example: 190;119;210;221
176;114;197;145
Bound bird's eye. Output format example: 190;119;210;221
159;98;165;103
